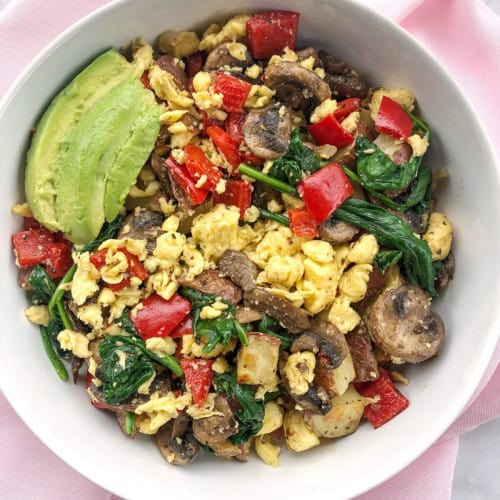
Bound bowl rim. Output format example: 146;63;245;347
1;0;499;498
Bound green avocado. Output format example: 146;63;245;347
25;48;161;246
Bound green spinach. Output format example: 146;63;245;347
214;371;264;445
269;128;321;185
374;250;403;274
257;315;294;350
28;265;56;305
180;288;248;353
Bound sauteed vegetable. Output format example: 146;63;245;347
12;10;454;467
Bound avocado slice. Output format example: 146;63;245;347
25;49;134;232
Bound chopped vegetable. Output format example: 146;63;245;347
308;114;354;148
12;227;55;267
169;316;193;338
259;207;290;226
212;179;252;220
130;293;192;340
257;315;294;350
225;112;245;146
206;125;241;169
180;358;213;407
297;162;353;224
238;164;298;196
375;96;413;141
215;370;264;444
288;206;318;239
180;287;248;353
166;156;209;205
28;265;56;305
374;250;403;274
183;144;223;192
186;52;203;78
213;72;252;113
40;325;69;381
356;368;409;428
269;128;321;185
333;97;360;122
246;10;300;59
44;242;73;279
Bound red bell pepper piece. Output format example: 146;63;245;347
288;206;318;239
169;316;193;339
297;162;353;224
140;71;151;90
183;144;223;192
225;112;245;146
166;156;209;205
375;96;413;141
90;247;148;291
356;367;409;429
12;228;55;267
44;243;73;279
23;217;42;230
333;97;361;123
213;72;252;113
308;114;355;148
199;110;225;134
180;358;213;407
213;179;252;220
186;52;203;78
247;11;300;59
130;293;192;340
239;150;265;167
206;125;241;170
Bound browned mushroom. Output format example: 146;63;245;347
317;49;346;75
435;251;455;292
318;216;360;245
155;55;189;90
345;320;379;383
178;269;242;305
263;61;331;111
117;208;164;253
243;287;310;333
156;415;200;465
218;249;258;292
204;42;254;72
243;103;292;160
368;284;445;363
324;73;368;99
192;394;245;460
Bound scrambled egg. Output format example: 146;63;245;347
423;212;453;261
198;14;250;51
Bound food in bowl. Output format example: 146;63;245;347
11;10;454;467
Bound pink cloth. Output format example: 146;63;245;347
1;0;499;498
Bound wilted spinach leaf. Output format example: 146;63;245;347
269;129;321;185
257;314;294;350
374;250;403;274
214;371;264;445
29;265;56;305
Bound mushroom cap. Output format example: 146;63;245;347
369;285;445;363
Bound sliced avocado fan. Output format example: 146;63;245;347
25;48;161;246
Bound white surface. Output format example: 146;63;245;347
0;0;499;499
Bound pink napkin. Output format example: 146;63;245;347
1;0;499;498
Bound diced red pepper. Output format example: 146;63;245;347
183;144;223;192
206;125;241;170
130;293;192;340
186;52;203;78
225;112;245;146
213;72;252;113
140;71;151;90
375;96;413;141
356;368;409;429
199;110;225;134
180;358;213;407
12;228;55;267
239;150;265;167
23;217;42;230
213;179;252;220
90;247;148;290
44;243;73;279
308;114;355;148
247;11;300;59
169;316;193;339
297;162;353;224
288;206;319;239
166;156;209;205
333;97;361;123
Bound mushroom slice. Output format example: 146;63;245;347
204;42;254;72
219;249;258;292
318;215;360;245
435;251;455;292
117;208;164;253
156;415;200;465
243;103;292;160
243;287;310;333
369;285;445;363
264;61;331;110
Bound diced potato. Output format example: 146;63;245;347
305;385;372;438
315;351;356;397
283;409;320;452
237;333;280;385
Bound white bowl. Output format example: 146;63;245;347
1;1;499;498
